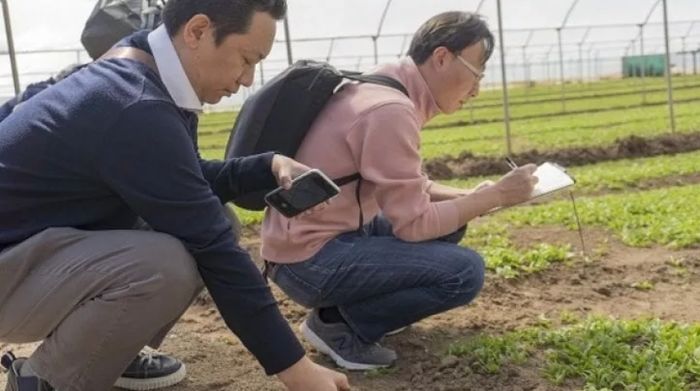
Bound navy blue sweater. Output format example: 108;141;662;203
0;31;304;374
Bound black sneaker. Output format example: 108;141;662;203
2;352;54;391
300;310;397;370
114;351;186;391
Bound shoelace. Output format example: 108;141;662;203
138;352;159;368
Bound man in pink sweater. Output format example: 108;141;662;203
262;11;537;370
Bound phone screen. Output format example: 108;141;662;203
265;170;340;218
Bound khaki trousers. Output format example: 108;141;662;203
0;227;203;391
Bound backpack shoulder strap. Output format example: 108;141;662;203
333;173;361;187
331;72;409;231
341;72;409;97
99;47;158;74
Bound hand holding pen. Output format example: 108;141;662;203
493;157;539;206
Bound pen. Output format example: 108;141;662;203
505;156;518;170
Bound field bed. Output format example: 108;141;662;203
5;78;700;391
425;131;700;178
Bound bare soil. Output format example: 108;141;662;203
424;132;700;180
4;225;699;391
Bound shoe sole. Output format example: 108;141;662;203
384;326;409;337
114;363;186;391
300;320;390;371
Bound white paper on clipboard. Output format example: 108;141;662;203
531;162;575;199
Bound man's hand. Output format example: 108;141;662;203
277;356;351;391
271;154;313;190
492;164;539;207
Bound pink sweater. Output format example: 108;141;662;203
261;58;462;263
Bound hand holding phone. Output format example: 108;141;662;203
264;169;340;218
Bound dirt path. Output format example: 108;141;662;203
4;227;698;390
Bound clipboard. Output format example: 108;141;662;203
486;162;575;214
531;162;576;199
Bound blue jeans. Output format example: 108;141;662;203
270;215;485;343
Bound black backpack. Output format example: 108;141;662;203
81;0;165;60
225;59;409;211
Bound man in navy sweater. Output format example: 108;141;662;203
0;1;350;390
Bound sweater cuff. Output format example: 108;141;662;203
236;152;278;193
253;311;306;375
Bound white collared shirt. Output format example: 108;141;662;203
147;25;203;113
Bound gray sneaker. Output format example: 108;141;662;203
2;353;54;391
300;310;397;370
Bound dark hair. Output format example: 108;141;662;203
408;11;495;66
162;0;287;45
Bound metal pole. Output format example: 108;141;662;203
372;37;379;65
578;43;583;83
681;22;696;75
325;38;335;62
637;0;662;96
496;0;512;155
372;0;393;66
476;0;487;12
578;27;591;83
661;0;676;133
376;0;392;37
557;28;566;112
522;46;528;93
556;0;580;112
2;0;20;96
398;35;409;58
639;25;647;103
545;45;554;83
283;16;293;65
259;62;265;85
561;0;580;27
522;30;534;96
682;37;687;74
587;46;594;85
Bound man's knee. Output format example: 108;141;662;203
129;232;202;309
440;248;485;306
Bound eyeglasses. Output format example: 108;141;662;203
455;54;485;82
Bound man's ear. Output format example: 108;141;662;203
430;46;452;71
182;14;213;49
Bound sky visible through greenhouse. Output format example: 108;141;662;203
0;0;698;109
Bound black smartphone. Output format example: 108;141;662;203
264;169;341;218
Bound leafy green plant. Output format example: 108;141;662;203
499;184;700;249
449;317;700;390
464;224;573;278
